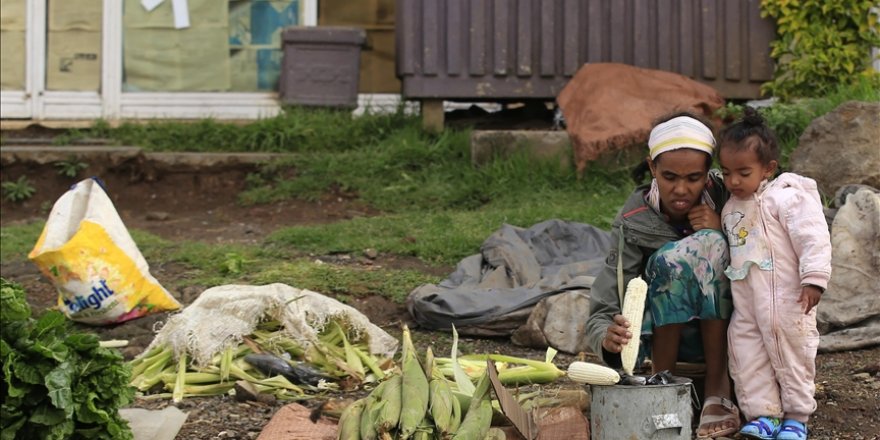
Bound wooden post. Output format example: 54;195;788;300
421;99;444;133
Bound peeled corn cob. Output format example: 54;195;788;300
566;361;620;385
620;276;648;375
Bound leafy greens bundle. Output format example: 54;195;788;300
1;278;134;440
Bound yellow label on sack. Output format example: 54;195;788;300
29;220;180;324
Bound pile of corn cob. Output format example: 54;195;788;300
337;325;564;439
129;317;391;402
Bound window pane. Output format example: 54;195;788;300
46;0;103;91
122;0;301;92
0;0;27;90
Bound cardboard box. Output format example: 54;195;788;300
124;27;230;91
0;0;27;31
46;30;102;91
486;360;590;440
0;30;26;90
49;0;102;31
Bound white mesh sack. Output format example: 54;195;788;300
142;283;399;366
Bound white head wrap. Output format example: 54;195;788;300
647;116;715;160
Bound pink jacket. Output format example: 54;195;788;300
722;172;832;422
722;172;831;290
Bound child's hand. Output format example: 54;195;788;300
798;285;823;314
688;204;721;231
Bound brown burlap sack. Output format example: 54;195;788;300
557;63;724;175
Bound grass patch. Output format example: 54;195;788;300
0;222;44;262
250;260;440;304
242;126;632;216
113;236;442;301
269;184;630;266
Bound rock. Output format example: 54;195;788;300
852;372;871;381
470;130;572;168
817;189;880;347
511;288;593;354
145;211;170;221
833;184;880;209
557;63;724;176
789;101;880;197
363;248;378;259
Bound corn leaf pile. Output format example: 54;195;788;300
129;317;391;401
0;278;134;440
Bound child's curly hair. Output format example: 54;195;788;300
718;106;780;166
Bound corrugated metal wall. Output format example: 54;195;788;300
397;0;776;99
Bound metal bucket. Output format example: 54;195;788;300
590;376;695;440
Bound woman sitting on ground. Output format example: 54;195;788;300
584;112;739;439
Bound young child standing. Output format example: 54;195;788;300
718;108;832;440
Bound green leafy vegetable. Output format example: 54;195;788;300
0;278;134;440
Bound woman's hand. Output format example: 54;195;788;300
601;314;632;353
799;285;822;314
688;204;721;231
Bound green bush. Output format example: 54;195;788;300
761;0;880;99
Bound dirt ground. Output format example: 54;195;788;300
1;159;878;440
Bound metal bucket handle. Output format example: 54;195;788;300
688;381;701;410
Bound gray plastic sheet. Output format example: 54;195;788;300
407;219;612;336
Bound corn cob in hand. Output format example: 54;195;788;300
620;276;648;375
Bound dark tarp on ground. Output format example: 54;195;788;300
406;219;612;342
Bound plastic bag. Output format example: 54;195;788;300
28;178;180;324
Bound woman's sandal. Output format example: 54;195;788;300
739;416;782;440
776;419;808;440
695;396;741;439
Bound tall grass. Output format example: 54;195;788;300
60;106;416;153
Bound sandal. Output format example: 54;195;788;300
739;416;782;440
696;396;741;439
776;419;808;440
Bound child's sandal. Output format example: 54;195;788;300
776;419;808;440
738;416;781;440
